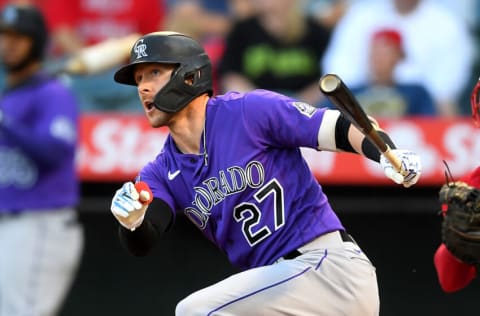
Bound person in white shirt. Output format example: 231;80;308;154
321;0;474;116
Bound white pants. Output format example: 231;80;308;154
176;231;379;316
0;209;84;316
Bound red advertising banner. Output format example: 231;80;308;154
78;114;480;186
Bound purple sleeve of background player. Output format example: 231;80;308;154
0;80;78;167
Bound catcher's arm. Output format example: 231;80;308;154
439;179;480;266
434;243;477;292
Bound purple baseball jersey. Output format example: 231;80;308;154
138;90;344;269
0;72;79;211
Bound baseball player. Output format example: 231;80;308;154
110;31;422;315
0;4;83;316
433;78;480;293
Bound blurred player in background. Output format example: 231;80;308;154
433;78;480;292
109;31;421;315
0;4;83;315
41;0;167;112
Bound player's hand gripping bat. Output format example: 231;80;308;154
318;73;405;175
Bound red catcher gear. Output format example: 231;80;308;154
470;77;480;127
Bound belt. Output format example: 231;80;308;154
281;230;356;260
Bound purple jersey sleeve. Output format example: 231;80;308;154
241;89;326;150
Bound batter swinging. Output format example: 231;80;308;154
109;32;422;315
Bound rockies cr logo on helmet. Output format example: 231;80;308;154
134;39;148;59
114;31;213;113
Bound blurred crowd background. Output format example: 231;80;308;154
1;0;479;117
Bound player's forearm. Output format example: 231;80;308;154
117;198;173;256
118;220;161;256
343;114;394;161
322;111;396;162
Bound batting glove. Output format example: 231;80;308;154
111;181;152;231
380;149;421;188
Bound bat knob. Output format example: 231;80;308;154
319;74;341;94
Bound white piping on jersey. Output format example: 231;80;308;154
202;118;208;166
317;109;340;152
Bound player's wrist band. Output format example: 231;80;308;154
361;131;396;162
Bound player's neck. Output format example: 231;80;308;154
170;94;209;155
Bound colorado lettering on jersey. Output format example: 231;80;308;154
184;161;265;229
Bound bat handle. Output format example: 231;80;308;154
382;147;405;175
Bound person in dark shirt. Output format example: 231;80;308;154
218;0;331;106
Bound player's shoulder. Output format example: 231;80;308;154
211;90;325;126
212;89;290;106
35;73;76;99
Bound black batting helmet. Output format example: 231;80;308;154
0;4;48;61
114;31;213;113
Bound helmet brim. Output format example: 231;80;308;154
113;60;179;86
113;62;139;86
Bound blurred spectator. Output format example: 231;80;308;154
436;0;478;31
166;0;231;40
303;0;352;29
39;0;166;112
165;0;233;94
322;0;475;116
218;0;331;106
228;0;256;21
322;28;436;117
0;4;83;315
43;0;165;55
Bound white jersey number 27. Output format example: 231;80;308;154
233;179;285;246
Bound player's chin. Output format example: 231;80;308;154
147;114;167;128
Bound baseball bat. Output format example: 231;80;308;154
47;33;140;76
318;73;404;173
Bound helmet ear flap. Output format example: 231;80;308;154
470;78;480;127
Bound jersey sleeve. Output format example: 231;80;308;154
434;243;477;292
1;80;78;166
241;90;326;149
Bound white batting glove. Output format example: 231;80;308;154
380;149;421;188
111;182;151;231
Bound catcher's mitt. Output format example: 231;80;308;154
440;181;480;265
